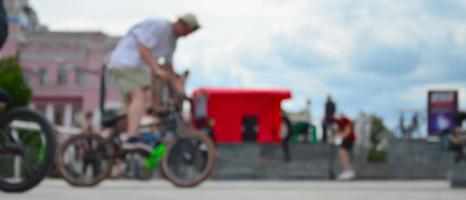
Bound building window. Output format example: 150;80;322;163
39;68;47;85
57;67;67;85
75;68;86;86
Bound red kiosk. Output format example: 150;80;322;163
191;88;292;143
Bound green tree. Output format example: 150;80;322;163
0;57;32;111
368;115;390;162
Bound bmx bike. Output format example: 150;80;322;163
0;87;56;192
55;66;216;188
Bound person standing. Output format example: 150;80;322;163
322;95;336;143
80;111;94;134
449;127;465;164
333;112;356;180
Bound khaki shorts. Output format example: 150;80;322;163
109;68;151;99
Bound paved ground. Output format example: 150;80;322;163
1;179;465;200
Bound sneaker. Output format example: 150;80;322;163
337;170;355;181
139;132;158;146
122;137;153;154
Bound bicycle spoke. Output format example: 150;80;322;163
21;161;38;180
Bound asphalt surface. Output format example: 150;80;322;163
1;179;465;200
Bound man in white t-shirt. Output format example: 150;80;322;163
107;13;200;152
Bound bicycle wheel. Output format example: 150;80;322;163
0;108;56;192
56;134;114;187
162;128;216;187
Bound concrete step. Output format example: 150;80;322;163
213;156;331;179
211;143;461;180
217;143;333;162
388;139;443;152
388;154;456;165
450;166;466;188
353;163;456;179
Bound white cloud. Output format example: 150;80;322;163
453;24;466;45
28;0;466;131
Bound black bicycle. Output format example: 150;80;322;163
55;66;216;188
0;88;56;192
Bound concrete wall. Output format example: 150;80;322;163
210;139;465;180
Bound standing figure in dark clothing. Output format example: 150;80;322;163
0;0;8;49
449;128;465;164
450;112;466;164
322;95;336;142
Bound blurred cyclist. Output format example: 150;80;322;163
107;13;200;152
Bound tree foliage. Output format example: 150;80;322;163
368;115;390;162
0;57;32;111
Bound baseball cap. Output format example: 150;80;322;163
179;13;200;31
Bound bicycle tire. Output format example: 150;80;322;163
0;108;56;192
56;134;114;187
162;128;216;188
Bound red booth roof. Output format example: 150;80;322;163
193;87;292;99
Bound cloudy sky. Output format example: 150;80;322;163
29;0;466;132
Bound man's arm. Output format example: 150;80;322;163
339;124;352;138
162;63;176;74
138;43;167;77
449;134;461;145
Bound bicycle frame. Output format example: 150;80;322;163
0;88;11;114
0;132;24;156
95;64;201;170
0;89;23;156
101;108;187;157
0;117;48;163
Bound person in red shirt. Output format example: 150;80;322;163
333;112;356;180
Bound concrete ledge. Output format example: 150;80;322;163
450;166;466;188
211;142;460;180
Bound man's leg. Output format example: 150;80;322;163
338;148;353;172
451;144;463;164
127;88;147;137
337;146;356;180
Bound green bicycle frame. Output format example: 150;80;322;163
143;143;167;169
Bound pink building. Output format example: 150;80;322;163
1;1;122;131
20;31;122;129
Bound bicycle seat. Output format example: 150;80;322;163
144;107;170;118
101;114;125;128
